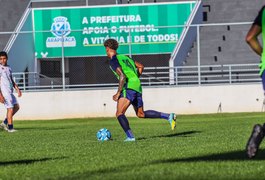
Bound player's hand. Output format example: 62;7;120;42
17;89;22;97
0;93;4;103
113;92;120;101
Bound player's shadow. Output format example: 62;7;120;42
151;149;265;164
16;127;72;131
74;149;265;179
138;130;201;140
0;157;66;166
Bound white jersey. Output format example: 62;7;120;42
0;64;14;95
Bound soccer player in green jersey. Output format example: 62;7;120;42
104;38;177;141
246;5;265;158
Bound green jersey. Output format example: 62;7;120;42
256;6;265;75
109;54;142;93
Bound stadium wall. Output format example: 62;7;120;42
1;84;263;120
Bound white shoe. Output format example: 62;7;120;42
124;137;136;142
7;129;17;133
0;122;8;131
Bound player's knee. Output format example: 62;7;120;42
14;104;20;111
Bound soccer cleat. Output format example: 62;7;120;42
7;129;17;133
246;124;264;158
0;122;8;131
168;113;177;130
124;137;136;142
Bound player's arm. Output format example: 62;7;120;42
0;71;4;103
113;67;126;101
11;76;22;97
0;83;4;103
246;24;262;56
135;61;144;77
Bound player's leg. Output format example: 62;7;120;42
3;94;17;132
12;103;20;116
116;97;135;141
6;107;16;132
135;107;176;130
246;124;265;158
0;98;9;130
246;73;265;157
132;92;177;130
0;96;9;130
2;103;19;124
0;118;8;130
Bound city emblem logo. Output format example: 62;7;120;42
46;16;76;48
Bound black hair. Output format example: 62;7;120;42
104;39;119;50
0;51;8;59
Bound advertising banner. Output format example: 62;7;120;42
33;2;195;58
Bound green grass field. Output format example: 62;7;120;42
1;112;265;179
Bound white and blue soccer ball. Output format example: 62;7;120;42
96;128;111;141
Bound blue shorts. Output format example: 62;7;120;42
120;89;143;108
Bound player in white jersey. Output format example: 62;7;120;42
0;51;21;132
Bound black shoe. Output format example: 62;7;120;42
246;124;264;158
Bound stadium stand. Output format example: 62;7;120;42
185;0;265;66
0;0;30;50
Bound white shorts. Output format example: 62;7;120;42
3;93;18;108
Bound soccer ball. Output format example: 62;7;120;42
96;128;111;141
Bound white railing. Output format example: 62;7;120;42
11;63;261;91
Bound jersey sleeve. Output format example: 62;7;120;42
0;65;3;77
109;55;121;71
254;6;265;27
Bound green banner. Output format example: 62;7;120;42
33;2;195;58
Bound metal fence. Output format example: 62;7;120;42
12;63;261;91
27;22;260;91
30;0;199;7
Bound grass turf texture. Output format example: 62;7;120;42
1;112;265;179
